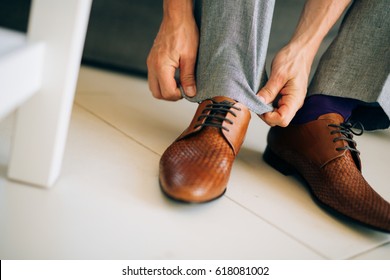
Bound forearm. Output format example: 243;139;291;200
289;0;351;62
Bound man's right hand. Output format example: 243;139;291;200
147;0;199;101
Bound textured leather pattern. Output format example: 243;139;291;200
265;113;390;232
159;97;251;203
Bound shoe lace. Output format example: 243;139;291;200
328;121;364;154
194;101;241;132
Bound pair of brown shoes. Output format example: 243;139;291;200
159;97;390;232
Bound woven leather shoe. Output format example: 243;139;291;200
264;113;390;232
159;96;251;203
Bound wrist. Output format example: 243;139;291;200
287;36;320;64
287;0;352;66
281;42;314;75
163;0;194;21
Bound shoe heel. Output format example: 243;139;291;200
263;146;296;176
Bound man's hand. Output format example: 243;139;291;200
147;0;199;101
257;44;310;127
257;0;351;127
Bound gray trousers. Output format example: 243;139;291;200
186;0;390;130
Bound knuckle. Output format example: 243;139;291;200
146;59;153;71
180;75;195;85
151;90;162;100
155;56;165;68
147;80;154;92
263;87;274;98
162;91;179;101
274;72;285;81
279;118;290;127
146;54;152;65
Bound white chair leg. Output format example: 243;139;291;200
8;0;92;187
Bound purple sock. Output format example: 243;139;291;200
291;94;364;125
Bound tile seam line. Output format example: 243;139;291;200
346;241;390;260
225;195;330;260
73;102;161;157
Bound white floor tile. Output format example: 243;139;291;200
0;105;321;259
75;67;198;155
74;66;390;259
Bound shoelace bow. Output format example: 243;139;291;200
194;101;241;132
328;121;364;154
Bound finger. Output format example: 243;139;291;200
262;95;302;127
179;56;197;97
147;53;163;99
258;113;275;127
262;106;293;127
257;75;285;104
158;65;182;101
147;71;163;99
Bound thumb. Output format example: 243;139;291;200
257;76;284;105
180;58;197;97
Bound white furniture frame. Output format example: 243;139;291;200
0;0;92;187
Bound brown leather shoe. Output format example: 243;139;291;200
264;113;390;232
159;96;251;203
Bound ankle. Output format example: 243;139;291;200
291;94;364;125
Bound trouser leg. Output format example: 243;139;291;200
184;0;275;115
309;0;390;130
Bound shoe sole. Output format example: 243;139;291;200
263;146;390;233
158;179;227;204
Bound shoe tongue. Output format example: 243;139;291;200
211;96;236;104
318;113;345;124
204;97;235;126
318;113;362;170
